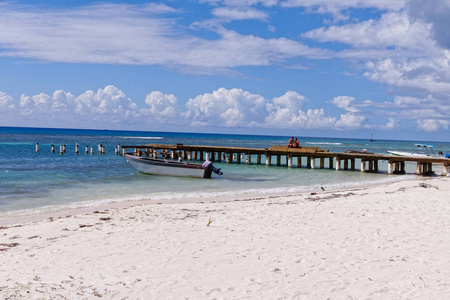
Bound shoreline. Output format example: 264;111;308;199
1;176;450;298
0;173;422;227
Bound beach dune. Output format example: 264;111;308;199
1;177;450;299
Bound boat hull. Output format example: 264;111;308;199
387;150;430;157
125;155;207;178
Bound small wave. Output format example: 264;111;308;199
121;136;163;140
305;142;343;145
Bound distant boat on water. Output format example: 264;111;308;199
387;144;437;157
370;133;375;142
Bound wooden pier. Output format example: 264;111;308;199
121;143;450;176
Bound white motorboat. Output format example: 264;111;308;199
388;144;436;157
125;154;223;178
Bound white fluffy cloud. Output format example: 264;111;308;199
416;119;450;131
73;86;141;122
199;0;278;7
335;113;366;129
0;92;15;109
212;7;269;21
184;88;267;126
281;0;406;17
407;0;450;49
144;91;180;122
300;0;450;133
265;91;336;128
184;88;372;129
0;2;326;73
2;86;432;131
304;12;433;52
1;86;143;127
329;96;359;113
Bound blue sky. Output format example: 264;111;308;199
1;0;450;141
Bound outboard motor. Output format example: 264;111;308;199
202;161;223;178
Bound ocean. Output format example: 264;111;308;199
1;127;449;216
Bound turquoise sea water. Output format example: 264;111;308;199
1;127;449;215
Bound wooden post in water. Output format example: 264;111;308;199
257;154;261;164
51;144;55;153
360;159;365;172
265;154;271;166
297;157;301;168
310;157;316;169
276;155;281;166
416;162;422;175
246;154;251;165
236;153;241;164
444;163;449;175
329;157;333;169
388;161;394;174
394;162;400;173
344;159;348;170
85;146;88;154
307;157;311;168
75;143;79;154
90;146;94;155
351;159;355;170
320;158;325;169
336;158;341;170
287;155;292;168
35;143;39;153
60;144;64;155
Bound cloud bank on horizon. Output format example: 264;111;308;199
1;0;450;137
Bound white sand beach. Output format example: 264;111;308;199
1;176;450;299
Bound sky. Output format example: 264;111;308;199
1;0;450;141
